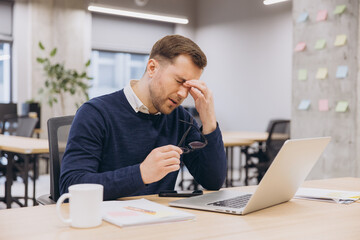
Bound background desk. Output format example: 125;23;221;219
222;131;290;186
0;135;49;208
222;131;268;142
0;178;359;240
222;136;255;186
222;132;269;186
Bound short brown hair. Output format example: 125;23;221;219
149;35;207;69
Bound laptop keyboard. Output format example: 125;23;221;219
207;194;252;209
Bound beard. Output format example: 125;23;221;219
149;82;182;115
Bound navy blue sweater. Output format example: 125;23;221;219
60;90;227;200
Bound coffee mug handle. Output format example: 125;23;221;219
56;193;72;224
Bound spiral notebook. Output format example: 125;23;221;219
101;198;195;227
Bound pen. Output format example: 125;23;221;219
125;206;156;215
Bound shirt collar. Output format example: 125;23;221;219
124;80;161;115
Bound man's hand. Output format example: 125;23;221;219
140;145;183;184
183;80;217;134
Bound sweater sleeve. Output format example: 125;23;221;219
182;122;227;190
59;103;146;200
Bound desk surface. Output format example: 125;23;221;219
222;131;268;142
222;131;269;147
222;136;255;147
0;134;49;154
0;178;359;240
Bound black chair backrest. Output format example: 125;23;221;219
265;119;290;163
0;103;17;132
0;103;17;120
2;115;38;137
48;115;74;202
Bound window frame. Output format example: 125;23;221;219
89;48;149;99
0;40;13;103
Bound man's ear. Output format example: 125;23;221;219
147;59;158;78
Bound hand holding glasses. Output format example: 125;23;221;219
177;118;208;154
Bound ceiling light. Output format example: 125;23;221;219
88;4;189;24
263;0;290;5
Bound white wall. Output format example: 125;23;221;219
195;0;292;131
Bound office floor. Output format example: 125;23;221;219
0;174;49;209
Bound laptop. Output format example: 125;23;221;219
170;137;331;215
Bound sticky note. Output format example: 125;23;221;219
318;99;329;112
336;66;348;79
335;101;349;112
315;39;326;50
316;68;328;79
297;12;309;23
298;100;311;110
334;5;346;15
334;35;347;46
316;10;328;21
294;42;306;52
298;69;307;81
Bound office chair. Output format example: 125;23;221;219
37;115;74;205
0;103;17;134
245;119;290;184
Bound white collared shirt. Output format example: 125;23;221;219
124;80;161;115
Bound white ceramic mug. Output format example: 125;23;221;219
56;184;103;228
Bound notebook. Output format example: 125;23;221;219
101;198;195;227
170;137;331;215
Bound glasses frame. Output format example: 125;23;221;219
177;118;208;154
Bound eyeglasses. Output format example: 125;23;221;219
177;118;208;154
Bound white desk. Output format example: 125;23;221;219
0;178;359;240
0;134;49;208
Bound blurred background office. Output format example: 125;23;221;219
1;0;292;131
1;0;358;203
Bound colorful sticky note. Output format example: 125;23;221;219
294;42;306;52
316;68;328;79
334;34;347;46
297;12;309;23
334;5;346;15
335;101;349;112
318;99;329;112
316;10;328;21
298;69;308;81
336;66;348;79
315;39;326;50
298;100;311;110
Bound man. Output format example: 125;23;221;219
60;35;227;200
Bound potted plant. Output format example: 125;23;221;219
36;42;92;115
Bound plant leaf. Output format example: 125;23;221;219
50;48;57;57
85;59;91;67
36;57;45;63
39;42;45;50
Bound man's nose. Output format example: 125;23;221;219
177;85;189;98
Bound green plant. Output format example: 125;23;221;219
36;42;92;114
25;98;38;104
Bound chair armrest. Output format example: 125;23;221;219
36;194;56;205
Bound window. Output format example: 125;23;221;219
89;50;148;98
0;42;11;103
